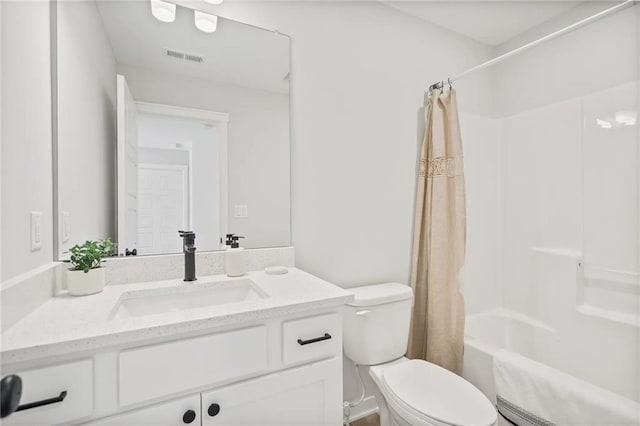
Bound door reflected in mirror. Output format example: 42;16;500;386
55;0;290;258
118;97;229;256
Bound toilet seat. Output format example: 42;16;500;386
372;359;497;426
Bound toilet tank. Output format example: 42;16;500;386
343;283;413;365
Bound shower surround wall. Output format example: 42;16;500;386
497;81;639;401
461;3;639;405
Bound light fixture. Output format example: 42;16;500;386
596;118;612;129
203;0;224;5
194;10;218;33
150;0;176;23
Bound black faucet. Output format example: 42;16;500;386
178;231;197;282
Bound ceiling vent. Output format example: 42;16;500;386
184;53;204;63
164;48;205;64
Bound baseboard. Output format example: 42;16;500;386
348;395;378;422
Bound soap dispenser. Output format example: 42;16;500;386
225;235;245;277
222;233;235;250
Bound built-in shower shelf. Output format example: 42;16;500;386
580;266;640;327
577;304;639;328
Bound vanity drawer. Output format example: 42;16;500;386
119;325;268;406
282;313;341;366
3;359;94;425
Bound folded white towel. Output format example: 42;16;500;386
492;349;639;425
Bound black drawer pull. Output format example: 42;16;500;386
297;333;332;346
16;391;67;412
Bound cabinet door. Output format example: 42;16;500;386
202;358;342;426
87;395;201;426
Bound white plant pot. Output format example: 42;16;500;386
67;267;106;296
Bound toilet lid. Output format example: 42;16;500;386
382;359;496;426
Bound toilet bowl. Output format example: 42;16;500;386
368;358;496;426
343;283;497;426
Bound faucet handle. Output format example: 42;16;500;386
179;231;196;247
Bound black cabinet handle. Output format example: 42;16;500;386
297;333;332;346
208;403;221;417
182;409;196;424
15;391;67;412
2;374;67;418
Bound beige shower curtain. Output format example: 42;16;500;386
407;87;466;375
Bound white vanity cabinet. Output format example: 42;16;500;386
89;358;341;426
3;310;344;426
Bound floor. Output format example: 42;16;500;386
351;413;380;426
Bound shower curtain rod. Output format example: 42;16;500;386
427;0;638;93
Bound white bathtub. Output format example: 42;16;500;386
463;308;555;405
463;308;640;424
464;307;640;402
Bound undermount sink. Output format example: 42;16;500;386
109;278;268;320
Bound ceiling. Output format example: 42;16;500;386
96;1;290;93
382;1;581;46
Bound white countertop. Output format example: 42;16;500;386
1;268;353;364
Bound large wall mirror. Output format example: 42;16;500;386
55;0;290;258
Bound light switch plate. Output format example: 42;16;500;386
234;205;248;218
31;211;43;251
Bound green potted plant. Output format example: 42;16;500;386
66;238;117;296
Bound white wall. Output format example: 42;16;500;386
175;0;494;289
118;64;291;250
57;0;117;257
492;3;639;117
137;113;222;252
1;1;54;281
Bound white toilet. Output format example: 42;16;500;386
343;283;497;426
